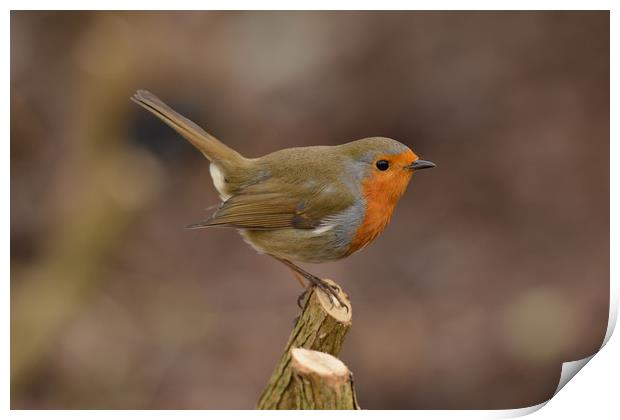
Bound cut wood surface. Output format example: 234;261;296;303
289;348;359;409
256;279;356;409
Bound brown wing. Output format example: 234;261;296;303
186;181;355;230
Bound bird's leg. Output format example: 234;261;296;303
273;256;347;311
285;267;310;308
292;271;311;309
290;270;308;288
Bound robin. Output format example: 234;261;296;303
131;90;435;309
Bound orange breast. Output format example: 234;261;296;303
346;151;415;255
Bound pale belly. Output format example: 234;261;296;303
239;228;351;263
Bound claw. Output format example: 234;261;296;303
314;281;349;312
297;288;310;309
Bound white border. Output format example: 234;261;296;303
4;2;616;418
2;1;617;10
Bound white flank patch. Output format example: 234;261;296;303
209;163;231;201
312;222;336;235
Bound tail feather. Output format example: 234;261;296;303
131;90;244;165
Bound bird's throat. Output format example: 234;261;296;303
347;169;412;255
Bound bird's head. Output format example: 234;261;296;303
343;137;435;202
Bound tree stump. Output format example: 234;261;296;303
289;348;359;409
256;279;358;409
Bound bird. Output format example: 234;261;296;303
131;90;435;309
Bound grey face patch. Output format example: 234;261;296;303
341;159;370;194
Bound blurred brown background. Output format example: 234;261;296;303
10;11;609;409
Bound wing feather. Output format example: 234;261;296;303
187;182;354;230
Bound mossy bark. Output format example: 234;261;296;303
256;279;355;409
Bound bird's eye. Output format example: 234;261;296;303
376;160;389;171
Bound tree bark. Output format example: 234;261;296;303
256;279;355;409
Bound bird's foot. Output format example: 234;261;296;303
273;256;348;312
307;276;348;312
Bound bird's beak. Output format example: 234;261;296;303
407;159;436;170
